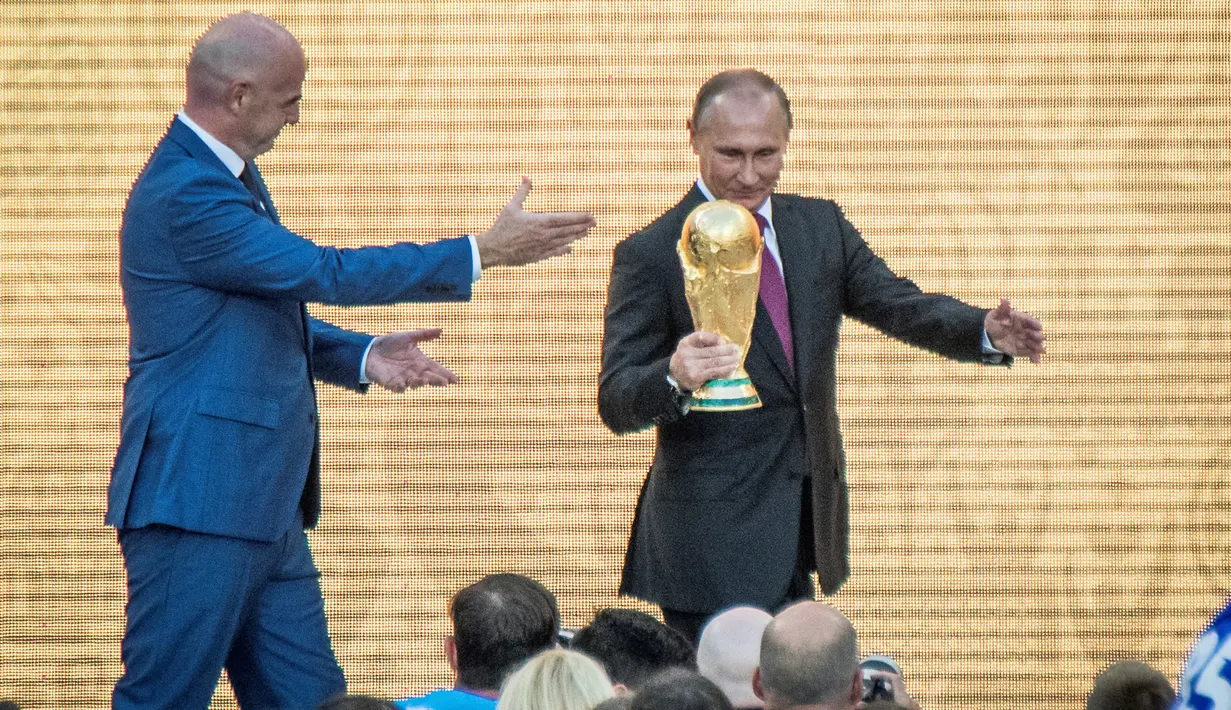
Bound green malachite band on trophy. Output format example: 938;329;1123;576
690;375;761;411
690;395;761;409
705;377;750;387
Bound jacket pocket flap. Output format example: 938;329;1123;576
195;388;280;429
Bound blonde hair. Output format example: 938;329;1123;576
496;648;615;710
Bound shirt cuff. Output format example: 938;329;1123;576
981;328;1004;364
467;234;482;281
358;338;376;384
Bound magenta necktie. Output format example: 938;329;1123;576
754;213;794;371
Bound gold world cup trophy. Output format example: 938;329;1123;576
677;200;764;411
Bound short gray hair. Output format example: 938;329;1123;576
691;69;793;132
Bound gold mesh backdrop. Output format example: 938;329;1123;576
2;1;1229;708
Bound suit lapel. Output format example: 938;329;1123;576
245;162;281;224
772;194;820;392
752;300;795;388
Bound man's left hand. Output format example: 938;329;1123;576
984;298;1046;364
365;329;459;393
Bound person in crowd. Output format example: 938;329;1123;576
318;695;398;710
628;669;735;710
752;602;917;710
1175;597;1231;710
109;11;593;710
1086;660;1174;710
696;606;773;709
395;574;559;710
495;649;615;710
598;67;1045;642
570;608;696;693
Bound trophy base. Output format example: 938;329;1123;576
690;375;762;412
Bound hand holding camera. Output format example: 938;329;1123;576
860;655;921;710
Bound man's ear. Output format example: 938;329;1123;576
226;81;252;113
752;667;765;701
444;635;459;673
687;118;700;153
848;668;863;704
613;683;630;697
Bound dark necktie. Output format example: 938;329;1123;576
755;212;794;371
238;164;268;214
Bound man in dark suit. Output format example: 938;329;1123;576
109;13;593;710
598;69;1045;642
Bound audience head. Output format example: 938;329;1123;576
0;701;21;710
629;669;736;710
1087;660;1175;710
447;573;560;693
697;606;773;708
495;648;615;710
570;608;696;692
754;602;860;710
316;694;396;710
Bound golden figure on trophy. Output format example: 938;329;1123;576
677;200;764;411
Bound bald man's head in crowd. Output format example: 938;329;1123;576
753;602;861;710
698;607;773;708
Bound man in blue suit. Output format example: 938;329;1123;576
109;13;594;709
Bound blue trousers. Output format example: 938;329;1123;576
113;521;346;710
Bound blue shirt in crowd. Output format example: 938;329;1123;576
393;688;497;710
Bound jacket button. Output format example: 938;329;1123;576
308;412;316;424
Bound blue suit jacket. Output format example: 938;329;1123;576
108;118;473;541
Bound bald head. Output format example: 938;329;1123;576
187;14;302;104
182;14;306;160
757;602;858;707
698;607;773;708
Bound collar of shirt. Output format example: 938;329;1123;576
177;110;246;178
694;176;783;271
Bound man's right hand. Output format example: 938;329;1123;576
669;331;742;392
475;177;596;268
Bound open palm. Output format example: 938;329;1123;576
364;328;458;393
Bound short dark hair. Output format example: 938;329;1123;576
1087;660;1175;710
593;697;633;710
629;669;735;710
451;573;559;691
0;701;22;710
691;69;793;132
570;608;696;690
316;694;396;710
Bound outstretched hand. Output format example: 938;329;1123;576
364;328;459;393
475;177;596;268
984;298;1046;364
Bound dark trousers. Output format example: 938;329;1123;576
663;479;816;645
113;519;345;710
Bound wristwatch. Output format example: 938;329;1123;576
666;374;691;415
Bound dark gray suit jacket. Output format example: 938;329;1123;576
598;185;1000;613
